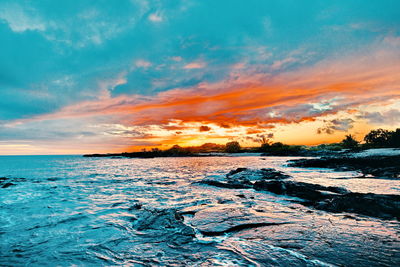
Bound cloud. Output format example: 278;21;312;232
135;60;152;68
317;118;354;135
199;125;211;132
25;34;400;132
183;62;206;69
359;109;400;126
1;1;399;153
148;13;163;22
270;57;297;70
0;3;46;32
171;56;182;62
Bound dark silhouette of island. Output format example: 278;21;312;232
84;128;400;158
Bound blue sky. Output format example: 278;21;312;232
0;0;399;154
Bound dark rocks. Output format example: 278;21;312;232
2;182;15;188
0;177;26;188
226;168;248;176
254;180;400;220
190;205;290;236
196;168;291;190
197;179;252;189
128;203;142;210
226;168;290;181
289;155;400;178
259;168;291;180
198;167;400;221
316;193;400;220
254;180;348;201
132;208;196;245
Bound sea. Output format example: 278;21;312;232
1;155;399;266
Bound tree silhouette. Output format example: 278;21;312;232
387;128;400;147
225;141;241;153
364;129;392;147
341;134;359;149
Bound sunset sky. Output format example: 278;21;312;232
0;0;399;154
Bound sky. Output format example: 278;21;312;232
0;0;399;155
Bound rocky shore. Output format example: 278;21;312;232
2;154;400;266
124;163;400;265
195;167;400;221
288;154;400;178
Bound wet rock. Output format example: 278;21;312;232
222;239;334;267
226;168;290;182
179;204;209;215
289;155;400;178
254;179;400;220
190;205;290;236
129;203;142;210
254;180;348;201
0;177;26;188
0;177;27;184
132;208;195;244
260;168;291;179
2;182;15;188
316;192;400;220
197;168;293;190
198;167;400;220
226;168;248;176
196;179;252;189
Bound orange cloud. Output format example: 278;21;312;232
14;36;400;148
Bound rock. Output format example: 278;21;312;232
198;166;400;220
2;182;15;188
316;192;400;220
253;180;345;202
260;168;291;180
0;177;27;188
226;168;248;176
190;205;290;236
197;168;293;191
289;155;400;178
132;208;196;245
226;168;290;182
254;179;400;220
196;179;252;189
129;203;142;210
221;239;333;267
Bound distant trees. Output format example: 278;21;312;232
167;144;191;155
225;141;241;153
364;128;400;148
259;136;272;152
341;134;359;149
364;129;392;147
390;129;400;147
198;143;225;152
260;142;270;152
259;141;305;156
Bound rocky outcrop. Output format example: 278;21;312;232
132;208;196;245
195;168;290;189
254;179;400;220
253;180;349;201
227;168;291;180
315;192;400;220
190;205;290;236
0;177;26;188
288;155;400;178
197;168;400;221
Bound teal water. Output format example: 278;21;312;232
1;155;399;266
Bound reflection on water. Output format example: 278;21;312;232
0;155;399;266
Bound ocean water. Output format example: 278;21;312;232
0;155;399;266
